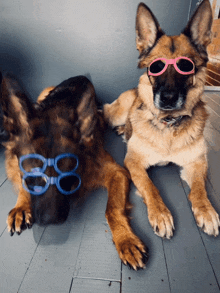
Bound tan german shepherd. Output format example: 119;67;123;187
104;0;220;239
0;75;148;270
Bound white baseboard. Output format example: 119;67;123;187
204;86;220;91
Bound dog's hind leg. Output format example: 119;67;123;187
101;151;149;270
103;89;137;127
181;155;220;236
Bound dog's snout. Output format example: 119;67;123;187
154;88;185;111
32;194;70;226
161;91;176;100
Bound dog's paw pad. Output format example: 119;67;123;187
7;206;33;236
193;205;220;237
117;237;149;270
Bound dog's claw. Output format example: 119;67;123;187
193;204;220;237
117;236;149;270
10;230;14;237
7;205;33;236
149;205;174;239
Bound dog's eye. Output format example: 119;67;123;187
177;59;194;73
149;60;165;74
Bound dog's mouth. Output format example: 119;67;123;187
153;91;186;111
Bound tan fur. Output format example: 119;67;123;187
37;86;55;103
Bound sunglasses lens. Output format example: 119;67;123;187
21;158;44;172
59;175;80;193
57;156;78;172
177;59;194;73
24;175;47;194
149;60;165;74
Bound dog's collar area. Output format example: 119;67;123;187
161;115;187;127
19;153;81;196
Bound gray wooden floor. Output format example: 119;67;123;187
1;91;220;293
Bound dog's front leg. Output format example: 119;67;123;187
103;152;148;270
181;155;220;236
124;153;174;239
7;189;33;236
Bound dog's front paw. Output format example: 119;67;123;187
7;205;33;236
192;203;220;236
116;125;125;135
116;235;149;270
148;205;174;239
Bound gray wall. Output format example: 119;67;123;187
0;0;195;103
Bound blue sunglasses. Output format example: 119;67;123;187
19;153;81;196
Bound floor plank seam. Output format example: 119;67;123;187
71;220;87;278
208;120;220;135
207;95;220;107
68;277;74;293
17;227;46;293
162;239;172;293
0;226;7;237
72;276;121;282
119;260;123;293
198;233;220;290
0;178;7;188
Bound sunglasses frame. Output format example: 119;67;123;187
19;153;81;196
148;56;195;76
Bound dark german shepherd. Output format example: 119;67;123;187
0;74;148;270
104;0;220;238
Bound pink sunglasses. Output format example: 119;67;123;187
148;57;195;76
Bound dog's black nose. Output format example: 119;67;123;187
161;91;176;100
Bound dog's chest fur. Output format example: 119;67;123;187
124;94;207;168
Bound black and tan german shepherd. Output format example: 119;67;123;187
104;0;220;238
0;74;148;270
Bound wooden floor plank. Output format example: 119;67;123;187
121;184;171;293
204;94;220;116
206;105;220;133
70;278;120;293
18;197;90;293
149;165;219;293
181;178;220;287
207;147;220;195
204;121;220;153
0;225;45;293
74;189;121;281
104;128;126;166
205;92;220;107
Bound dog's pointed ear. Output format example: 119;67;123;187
136;3;164;59
76;78;99;145
183;0;213;52
0;74;35;137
